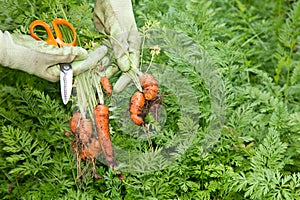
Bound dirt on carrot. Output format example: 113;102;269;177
79;118;93;144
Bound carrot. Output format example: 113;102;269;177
79;118;93;144
129;91;146;125
80;136;102;158
130;114;145;126
70;112;97;159
94;104;116;167
70;112;82;133
140;73;158;101
70;112;93;144
143;85;159;101
100;76;112;95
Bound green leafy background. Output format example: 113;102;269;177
0;0;300;199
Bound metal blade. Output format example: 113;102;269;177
60;63;73;105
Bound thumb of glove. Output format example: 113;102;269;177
0;30;88;82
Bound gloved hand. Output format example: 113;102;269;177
0;30;108;82
93;0;142;93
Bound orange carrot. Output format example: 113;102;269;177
70;112;81;133
79;137;102;160
129;91;146;125
140;73;158;101
130;114;145;126
100;76;113;95
94;104;116;167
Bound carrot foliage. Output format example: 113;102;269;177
0;0;299;199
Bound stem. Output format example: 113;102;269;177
93;72;104;105
146;54;155;73
285;45;293;101
83;72;97;119
76;75;87;118
140;34;146;71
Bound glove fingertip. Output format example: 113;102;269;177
118;56;131;72
62;46;88;61
90;45;108;59
113;73;131;93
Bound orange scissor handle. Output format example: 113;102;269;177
29;18;77;47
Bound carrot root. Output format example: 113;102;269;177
140;73;158;101
100;76;113;95
70;112;82;133
79;118;93;144
129;91;146;125
94;104;116;167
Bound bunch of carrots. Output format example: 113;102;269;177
69;75;116;179
51;14;163;180
69;70;159;180
129;73;159;126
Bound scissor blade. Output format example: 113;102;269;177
60;64;73;105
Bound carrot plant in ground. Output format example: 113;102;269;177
0;0;299;199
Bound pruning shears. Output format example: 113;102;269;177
29;18;77;104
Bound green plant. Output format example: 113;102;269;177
227;129;300;199
0;0;299;199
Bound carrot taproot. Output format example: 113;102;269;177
130;114;145;126
94;104;116;167
140;73;158;101
100;76;112;95
129;91;146;125
80;144;91;160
